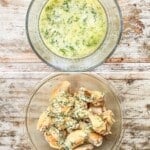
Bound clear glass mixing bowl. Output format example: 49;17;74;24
26;0;122;71
26;73;123;150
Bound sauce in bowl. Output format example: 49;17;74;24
39;0;107;59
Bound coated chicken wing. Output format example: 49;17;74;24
88;132;103;147
44;127;66;149
103;110;115;126
50;81;71;99
64;130;87;149
89;113;106;134
89;106;103;115
37;111;51;132
74;144;94;150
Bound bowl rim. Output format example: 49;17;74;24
25;73;124;150
25;0;123;71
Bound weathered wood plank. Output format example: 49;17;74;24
0;117;31;150
0;77;150;119
120;118;150;150
0;0;150;149
0;62;150;72
0;0;149;66
0;117;149;150
0;72;150;80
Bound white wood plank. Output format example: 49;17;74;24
0;0;149;65
0;118;149;150
0;72;150;80
0;62;150;72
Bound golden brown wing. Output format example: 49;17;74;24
50;81;71;99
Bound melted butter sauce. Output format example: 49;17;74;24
39;0;107;59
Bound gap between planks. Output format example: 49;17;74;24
0;72;150;80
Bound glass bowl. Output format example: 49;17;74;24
26;73;123;150
26;0;122;71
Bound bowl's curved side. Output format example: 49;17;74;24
90;73;124;150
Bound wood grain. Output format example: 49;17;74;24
0;0;150;71
0;62;150;72
0;73;150;149
0;117;150;150
0;0;150;149
0;78;150;119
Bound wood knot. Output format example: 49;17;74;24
0;0;9;7
146;104;150;116
126;79;135;85
123;4;145;35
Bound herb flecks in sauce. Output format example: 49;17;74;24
39;0;107;59
37;81;115;150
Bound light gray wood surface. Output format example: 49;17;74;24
0;0;150;150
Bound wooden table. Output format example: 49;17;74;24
0;0;150;149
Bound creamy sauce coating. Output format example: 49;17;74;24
39;0;107;59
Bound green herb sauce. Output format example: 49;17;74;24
39;0;107;59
